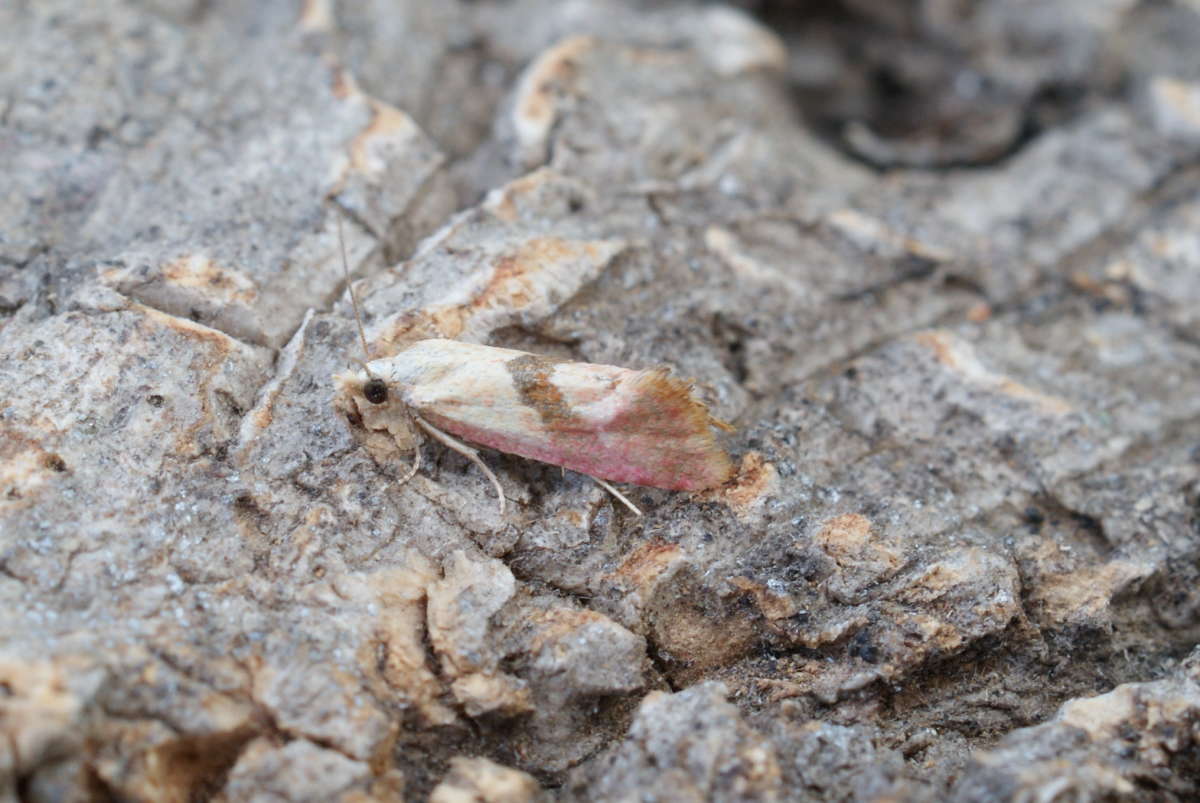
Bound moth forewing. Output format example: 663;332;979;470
360;339;735;493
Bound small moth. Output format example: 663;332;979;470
333;219;734;516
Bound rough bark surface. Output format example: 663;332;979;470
2;1;1199;801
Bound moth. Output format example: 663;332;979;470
333;220;734;516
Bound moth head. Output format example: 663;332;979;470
334;367;395;415
362;375;388;405
333;367;418;455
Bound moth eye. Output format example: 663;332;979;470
363;378;388;405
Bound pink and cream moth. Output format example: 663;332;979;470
334;339;735;516
330;213;733;516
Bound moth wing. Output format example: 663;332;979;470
376;341;732;490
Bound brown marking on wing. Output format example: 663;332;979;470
506;353;575;426
612;368;735;488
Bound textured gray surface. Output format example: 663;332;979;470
2;0;1199;800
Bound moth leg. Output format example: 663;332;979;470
395;420;423;486
413;415;506;516
592;477;643;517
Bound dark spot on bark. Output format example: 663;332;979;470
994;433;1017;457
42;454;68;473
506;353;575;426
85;125;107;149
148;394;165;408
233;493;266;522
850;629;879;663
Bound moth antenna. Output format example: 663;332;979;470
413;415;506;516
336;212;373;363
592;477;643;517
